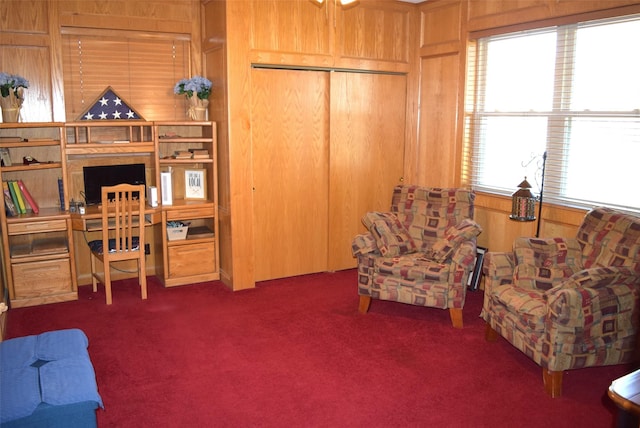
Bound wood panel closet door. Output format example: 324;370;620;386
328;72;406;271
251;68;330;281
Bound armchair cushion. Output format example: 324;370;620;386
512;237;583;291
362;212;417;257
492;284;547;332
431;219;483;263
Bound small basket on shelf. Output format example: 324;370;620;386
166;221;189;241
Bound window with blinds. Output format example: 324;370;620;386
62;30;191;122
464;14;640;213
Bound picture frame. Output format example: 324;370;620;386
184;168;207;200
0;148;12;167
467;246;488;291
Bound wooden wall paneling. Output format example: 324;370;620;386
249;0;333;68
467;0;640;33
0;46;53;123
251;68;330;281
0;0;55;123
49;0;66;122
335;1;413;72
420;0;463;55
223;0;256;290
56;0;195;33
416;53;461;187
328;71;407;271
203;0;230;284
1;0;48;33
415;1;465;188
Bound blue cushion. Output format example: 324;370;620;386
0;329;103;424
88;236;140;255
36;329;89;361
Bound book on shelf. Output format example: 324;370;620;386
10;180;31;214
189;148;209;159
17;180;39;214
173;151;192;159
188;148;209;155
7;181;24;214
3;182;17;217
58;178;65;210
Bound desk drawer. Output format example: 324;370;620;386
168;242;216;278
165;206;213;221
12;258;73;299
8;220;67;235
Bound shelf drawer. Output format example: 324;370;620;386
165;206;213;221
8;219;67;235
12;258;73;299
167;242;216;278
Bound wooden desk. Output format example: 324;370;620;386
609;369;640;428
70;204;162;231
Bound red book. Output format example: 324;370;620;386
17;180;39;214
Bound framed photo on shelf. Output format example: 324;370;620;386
467;246;488;291
184;168;207;200
0;148;12;167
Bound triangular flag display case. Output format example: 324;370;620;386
76;87;145;121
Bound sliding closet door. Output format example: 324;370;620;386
251;68;330;281
328;71;407;271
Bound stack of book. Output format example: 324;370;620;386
173;151;192;159
3;180;39;216
189;149;209;159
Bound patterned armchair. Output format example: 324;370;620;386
352;185;482;328
482;207;640;397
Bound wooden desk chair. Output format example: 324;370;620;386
88;184;147;305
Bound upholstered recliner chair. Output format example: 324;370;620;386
482;207;640;397
352;185;482;328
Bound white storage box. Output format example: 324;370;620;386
167;225;188;241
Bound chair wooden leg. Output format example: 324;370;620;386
485;323;499;341
104;260;113;305
90;253;98;293
542;368;563;398
449;308;463;329
139;258;147;300
358;295;371;314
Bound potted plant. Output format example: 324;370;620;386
0;72;29;123
174;76;212;121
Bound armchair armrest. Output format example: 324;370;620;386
450;240;477;268
547;267;640;329
482;252;515;293
351;232;380;257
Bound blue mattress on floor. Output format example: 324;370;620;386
0;329;103;427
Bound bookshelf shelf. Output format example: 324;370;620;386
0;123;75;308
0;162;63;172
155;122;219;287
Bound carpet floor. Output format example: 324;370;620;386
6;269;634;427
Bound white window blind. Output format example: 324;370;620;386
62;30;191;121
464;14;640;213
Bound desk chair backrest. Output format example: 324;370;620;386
100;184;145;259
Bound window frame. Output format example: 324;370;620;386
465;14;640;214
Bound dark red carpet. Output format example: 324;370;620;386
6;270;633;427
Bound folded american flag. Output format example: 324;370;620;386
79;87;143;121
